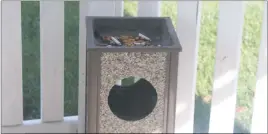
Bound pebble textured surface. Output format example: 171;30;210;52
99;52;168;133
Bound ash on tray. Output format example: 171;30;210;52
98;33;161;47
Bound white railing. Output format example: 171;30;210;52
0;0;267;133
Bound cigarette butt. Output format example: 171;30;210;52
138;33;151;41
134;42;146;45
111;36;122;45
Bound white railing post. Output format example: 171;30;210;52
175;1;201;133
115;0;124;17
78;1;88;132
138;1;161;17
209;1;245;133
87;0;122;16
2;1;23;126
40;1;64;122
78;0;124;132
0;1;2;132
250;2;267;133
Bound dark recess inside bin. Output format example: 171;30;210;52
108;78;158;121
86;17;182;51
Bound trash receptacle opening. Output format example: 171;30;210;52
108;76;158;121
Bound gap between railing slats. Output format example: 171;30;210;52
250;2;267;133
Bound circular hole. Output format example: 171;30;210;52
108;76;158;121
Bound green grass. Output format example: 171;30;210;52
21;1;264;133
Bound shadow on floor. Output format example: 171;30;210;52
194;95;250;133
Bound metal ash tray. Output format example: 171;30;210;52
86;17;182;52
